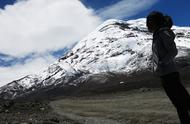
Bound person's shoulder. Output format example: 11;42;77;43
158;27;175;39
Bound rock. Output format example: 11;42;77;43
43;117;60;124
28;118;33;121
42;121;57;124
20;123;29;124
139;87;152;92
5;109;9;113
40;107;45;111
11;121;20;124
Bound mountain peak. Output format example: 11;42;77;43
0;18;190;99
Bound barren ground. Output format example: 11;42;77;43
50;87;190;124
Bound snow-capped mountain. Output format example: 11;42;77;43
0;18;190;100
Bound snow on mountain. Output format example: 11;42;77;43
0;18;190;99
0;74;42;99
67;19;152;73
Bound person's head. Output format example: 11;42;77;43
146;11;165;33
164;15;173;29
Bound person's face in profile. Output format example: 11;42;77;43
146;19;157;33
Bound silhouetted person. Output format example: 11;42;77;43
147;11;190;124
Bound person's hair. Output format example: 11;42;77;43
163;15;173;28
147;11;173;29
147;11;164;28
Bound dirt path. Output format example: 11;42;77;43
50;107;122;124
50;87;190;124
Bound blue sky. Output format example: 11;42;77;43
81;0;190;26
0;0;189;86
1;0;190;26
0;0;15;9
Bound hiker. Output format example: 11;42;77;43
146;11;190;124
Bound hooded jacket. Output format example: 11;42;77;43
152;27;178;76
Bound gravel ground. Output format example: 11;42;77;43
50;87;190;124
0;101;81;124
1;86;190;124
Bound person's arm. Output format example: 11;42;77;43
159;30;178;64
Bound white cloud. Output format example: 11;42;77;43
0;0;158;86
97;0;158;19
0;0;102;86
0;54;57;87
0;0;102;57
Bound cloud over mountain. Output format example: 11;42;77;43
0;0;101;57
0;0;101;86
97;0;158;19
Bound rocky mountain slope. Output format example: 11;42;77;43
0;18;190;100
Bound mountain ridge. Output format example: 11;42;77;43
0;18;190;100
